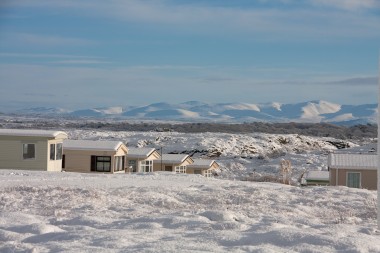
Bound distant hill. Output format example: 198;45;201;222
9;100;377;125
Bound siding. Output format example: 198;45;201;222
330;168;377;190
63;150;115;173
153;157;193;172
0;138;48;171
63;149;127;173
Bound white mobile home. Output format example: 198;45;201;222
0;129;68;171
153;154;194;173
187;159;219;177
63;140;128;173
328;153;377;190
126;147;160;173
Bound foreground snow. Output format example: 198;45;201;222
0;170;378;252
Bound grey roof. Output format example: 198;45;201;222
0;129;67;138
159;154;190;164
187;159;217;169
127;147;157;159
305;170;329;181
334;143;377;154
64;140;125;151
328;153;377;170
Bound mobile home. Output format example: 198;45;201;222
126;147;160;173
187;159;219;177
63;140;128;173
153;154;194;173
0;129;68;171
328;153;377;190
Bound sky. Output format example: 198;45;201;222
0;0;379;111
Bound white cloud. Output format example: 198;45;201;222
0;63;377;109
311;0;380;10
52;60;111;65
0;53;103;59
93;1;379;39
4;33;94;47
328;76;378;86
6;0;380;40
0;53;109;65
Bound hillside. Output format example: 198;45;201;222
0;116;377;140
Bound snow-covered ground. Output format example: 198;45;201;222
0;170;378;252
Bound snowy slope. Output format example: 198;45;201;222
301;101;341;122
0;170;378;252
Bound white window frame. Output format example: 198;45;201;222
114;156;124;172
94;156;111;172
174;165;186;174
22;143;36;160
346;172;361;188
140;160;153;173
49;143;63;161
204;169;213;178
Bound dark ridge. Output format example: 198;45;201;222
0;117;376;139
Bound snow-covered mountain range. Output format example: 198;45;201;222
10;100;377;125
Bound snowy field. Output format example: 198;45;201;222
0;129;378;252
0;170;378;252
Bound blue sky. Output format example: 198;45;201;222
0;0;379;110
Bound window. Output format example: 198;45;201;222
114;156;125;172
50;144;56;160
141;160;153;172
347;172;361;188
23;144;35;159
56;143;63;160
194;169;202;175
165;166;172;172
128;160;137;172
204;169;213;178
50;143;62;161
174;166;186;174
91;156;111;172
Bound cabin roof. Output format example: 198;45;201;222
160;154;191;164
64;139;125;151
305;170;329;181
0;129;67;138
187;159;217;169
127;147;157;159
328;153;377;170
